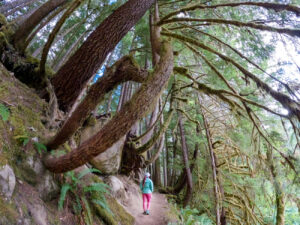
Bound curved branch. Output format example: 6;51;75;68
47;55;148;150
44;41;173;173
131;90;171;143
162;31;300;121
135;109;174;154
160;2;300;22
184;45;289;118
159;18;300;38
39;0;81;75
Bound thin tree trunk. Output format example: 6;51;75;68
4;0;38;16
39;0;81;74
0;0;34;14
13;0;68;49
12;0;40;24
169;133;177;186
154;142;162;187
178;113;193;207
51;0;155;111
267;147;285;225
44;41;173;173
47;56;148;149
200;102;221;225
24;4;67;51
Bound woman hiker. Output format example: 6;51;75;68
140;172;154;215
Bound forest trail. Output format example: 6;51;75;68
125;193;172;225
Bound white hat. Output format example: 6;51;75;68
145;172;150;177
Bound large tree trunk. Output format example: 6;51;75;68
47;56;148;149
52;28;87;71
13;0;68;50
44;41;173;173
51;0;155;111
178;114;193;207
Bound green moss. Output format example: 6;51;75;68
106;195;134;225
173;66;188;75
91;185;134;225
16;162;38;185
92;192;118;225
0;195;19;224
0;32;8;47
0;14;7;26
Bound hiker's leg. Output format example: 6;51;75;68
146;193;152;210
142;194;147;211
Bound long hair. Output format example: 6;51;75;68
143;176;147;187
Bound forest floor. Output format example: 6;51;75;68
125;193;173;225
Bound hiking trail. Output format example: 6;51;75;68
125;193;172;225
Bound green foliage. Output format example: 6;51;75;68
168;204;213;225
33;142;47;154
0;103;9;121
58;168;111;223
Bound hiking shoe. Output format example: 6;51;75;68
146;210;150;215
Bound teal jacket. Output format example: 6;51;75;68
140;178;154;194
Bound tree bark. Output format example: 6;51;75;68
13;0;68;49
23;4;67;52
267;147;285;225
39;0;81;74
44;41;173;173
12;0;40;24
51;0;155;111
47;56;148;150
200;102;221;225
52;28;87;71
178;113;193;207
4;0;38;16
0;0;35;14
153;140;162;187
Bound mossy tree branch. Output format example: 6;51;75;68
162;30;300;121
44;41;173;173
160;2;300;22
135;109;174;154
159;18;300;38
47;55;148;150
39;0;82;75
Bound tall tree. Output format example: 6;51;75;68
51;0;156;111
13;0;68;50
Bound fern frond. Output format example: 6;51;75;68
92;199;113;215
0;103;10;121
77;168;102;180
84;182;110;193
58;184;71;210
82;196;93;225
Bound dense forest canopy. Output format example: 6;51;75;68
0;0;300;224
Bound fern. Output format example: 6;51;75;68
34;142;47;154
58;184;71;210
13;135;29;146
0;103;10;121
73;195;82;214
82;196;93;225
92;199;113;215
84;182;110;193
77;168;102;180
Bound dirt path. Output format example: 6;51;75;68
125;193;171;225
